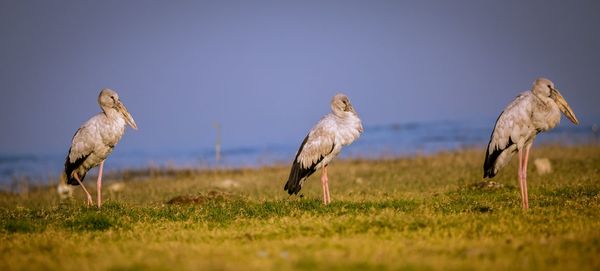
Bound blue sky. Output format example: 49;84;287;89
1;0;599;154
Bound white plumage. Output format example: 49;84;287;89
284;93;363;204
484;78;578;209
65;88;137;207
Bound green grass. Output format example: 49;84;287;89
1;145;599;270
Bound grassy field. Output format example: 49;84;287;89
1;145;599;271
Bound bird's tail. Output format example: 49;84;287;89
483;146;497;178
64;150;87;186
284;179;302;195
284;170;303;195
65;173;86;186
65;169;87;186
483;138;516;178
284;160;315;195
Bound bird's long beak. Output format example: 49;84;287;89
116;101;138;130
551;88;579;125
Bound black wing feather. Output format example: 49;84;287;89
284;134;334;195
483;112;514;178
64;149;90;186
483;137;515;178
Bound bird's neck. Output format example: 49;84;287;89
533;92;555;107
102;108;122;120
332;111;361;128
332;110;355;119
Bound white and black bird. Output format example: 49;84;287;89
64;88;137;208
484;78;579;209
284;93;363;204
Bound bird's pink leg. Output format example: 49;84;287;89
522;145;532;210
517;149;526;209
97;161;104;208
324;165;331;204
321;167;327;204
321;166;330;205
73;174;93;206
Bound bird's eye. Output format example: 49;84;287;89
547;85;551;89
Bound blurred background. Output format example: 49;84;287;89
1;0;599;188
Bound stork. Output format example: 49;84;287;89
64;88;137;208
284;93;363;204
484;78;579;209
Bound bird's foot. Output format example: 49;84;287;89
86;195;94;207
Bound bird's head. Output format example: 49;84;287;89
532;78;579;125
331;93;357;116
99;88;138;130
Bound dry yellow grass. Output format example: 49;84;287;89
1;145;599;270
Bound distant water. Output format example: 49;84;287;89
0;120;596;190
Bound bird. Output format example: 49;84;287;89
64;88;137;208
284;93;363;204
483;78;578;209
